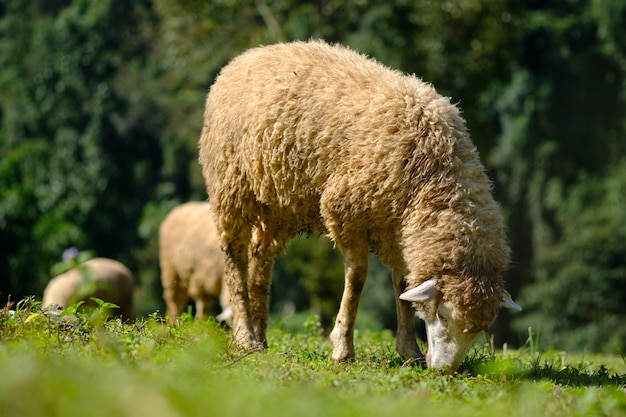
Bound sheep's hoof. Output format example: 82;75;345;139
330;346;355;363
246;342;266;354
329;328;355;363
396;345;423;361
331;354;355;364
232;326;258;349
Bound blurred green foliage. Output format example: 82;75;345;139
1;0;625;353
514;160;626;352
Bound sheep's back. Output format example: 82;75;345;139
200;41;449;218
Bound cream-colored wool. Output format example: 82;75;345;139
199;40;512;364
42;257;134;319
159;202;230;320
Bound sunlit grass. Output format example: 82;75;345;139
1;298;626;417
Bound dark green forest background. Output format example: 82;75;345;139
1;0;625;353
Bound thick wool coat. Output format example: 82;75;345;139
199;40;510;349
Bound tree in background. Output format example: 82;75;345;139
0;0;159;299
489;2;626;347
514;160;626;352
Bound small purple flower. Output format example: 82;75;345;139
62;247;79;262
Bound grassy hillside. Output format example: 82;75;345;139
1;298;625;417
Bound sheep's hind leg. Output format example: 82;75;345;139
223;229;259;350
246;222;279;348
329;242;368;362
392;269;423;360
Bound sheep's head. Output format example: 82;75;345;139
400;278;521;373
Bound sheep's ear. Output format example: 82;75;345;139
400;279;439;302
501;291;522;311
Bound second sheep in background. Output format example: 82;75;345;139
42;257;134;319
159;202;231;322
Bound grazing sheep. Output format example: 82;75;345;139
42;257;134;319
199;40;520;371
159;202;230;321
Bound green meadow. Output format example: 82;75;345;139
1;299;625;417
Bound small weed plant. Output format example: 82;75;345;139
1;300;625;417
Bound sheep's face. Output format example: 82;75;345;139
400;278;521;373
418;301;481;372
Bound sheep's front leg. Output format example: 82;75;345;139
392;269;423;360
329;244;368;362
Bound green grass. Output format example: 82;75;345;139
1;298;626;417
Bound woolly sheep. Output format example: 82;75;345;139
199;40;520;372
42;257;134;319
159;202;231;321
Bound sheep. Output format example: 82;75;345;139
42;257;134;319
159;202;231;322
198;40;520;372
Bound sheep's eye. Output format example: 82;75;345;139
437;310;448;323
